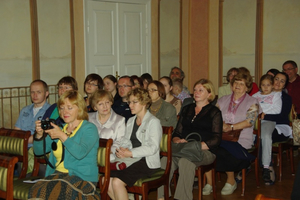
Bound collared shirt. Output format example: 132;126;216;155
15;102;50;147
286;75;300;114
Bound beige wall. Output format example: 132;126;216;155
1;0;300;91
0;0;32;87
223;0;256;76
159;0;180;77
263;0;300;73
0;0;71;87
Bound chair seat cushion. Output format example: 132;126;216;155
133;168;165;187
272;139;291;147
13;177;41;200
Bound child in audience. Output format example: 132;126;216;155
253;74;282;117
252;74;283;185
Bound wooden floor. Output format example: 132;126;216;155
148;153;300;200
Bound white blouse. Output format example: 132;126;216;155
89;109;126;160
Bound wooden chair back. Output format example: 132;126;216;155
126;126;173;200
98;138;113;200
0;155;18;200
0;128;30;178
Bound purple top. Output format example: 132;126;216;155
217;94;260;149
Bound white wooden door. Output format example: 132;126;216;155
85;0;150;78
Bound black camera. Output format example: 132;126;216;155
41;119;56;130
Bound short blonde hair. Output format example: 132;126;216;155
90;90;114;110
127;88;151;108
57;90;88;120
193;79;216;102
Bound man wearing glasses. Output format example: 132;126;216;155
283;60;300;118
112;75;134;123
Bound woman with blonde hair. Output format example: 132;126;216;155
158;79;222;200
29;90;100;199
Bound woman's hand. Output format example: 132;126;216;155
116;147;132;158
261;112;265;120
45;123;68;142
223;122;232;132
172;137;188;143
35;120;44;138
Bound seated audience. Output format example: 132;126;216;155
147;81;177;128
157;79;222;200
88;90;125;161
43;76;78;126
159;76;182;115
108;88;162;200
15;79;50;147
253;74;282;117
259;72;292;185
15;79;50;175
169;66;190;94
103;75;121;102
131;75;143;89
172;78;191;103
140;73;153;89
238;67;259;96
29;90;100;199
218;67;238;98
267;68;280;77
205;72;260;195
83;73;103;112
112;76;134;123
283;60;300;118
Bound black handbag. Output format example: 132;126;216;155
172;132;203;162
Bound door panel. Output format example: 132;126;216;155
119;3;146;76
86;1;118;76
85;0;149;78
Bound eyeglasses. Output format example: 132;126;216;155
86;82;98;87
58;86;72;90
117;85;132;89
127;100;139;105
283;67;296;72
148;88;158;92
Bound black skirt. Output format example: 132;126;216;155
110;158;159;187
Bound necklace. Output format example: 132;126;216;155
191;107;201;123
150;99;163;113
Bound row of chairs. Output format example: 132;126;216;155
0;115;295;200
0;126;173;200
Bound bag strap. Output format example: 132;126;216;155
43;133;65;169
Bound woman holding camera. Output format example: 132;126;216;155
28;90;100;199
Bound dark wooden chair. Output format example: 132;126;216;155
98;138;113;200
0;128;31;179
12;155;47;200
0;155;18;200
217;113;261;196
126;126;173;200
272;105;296;181
241;113;261;195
